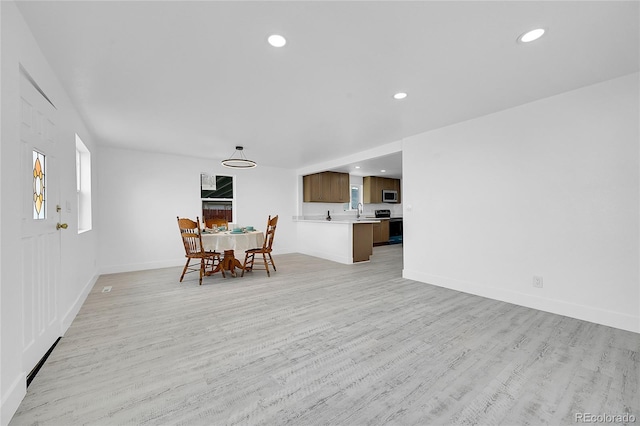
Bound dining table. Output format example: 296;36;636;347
201;230;264;277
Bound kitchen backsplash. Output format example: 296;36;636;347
301;202;402;218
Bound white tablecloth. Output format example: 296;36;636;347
201;230;264;254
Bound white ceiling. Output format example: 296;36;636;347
330;153;403;180
15;1;639;176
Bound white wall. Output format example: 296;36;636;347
403;73;639;333
1;2;100;424
97;146;297;274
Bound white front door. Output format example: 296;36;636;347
19;72;63;373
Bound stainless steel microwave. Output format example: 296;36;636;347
382;190;398;203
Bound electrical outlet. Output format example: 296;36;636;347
533;276;543;288
102;286;112;293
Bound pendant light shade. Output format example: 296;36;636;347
221;146;256;169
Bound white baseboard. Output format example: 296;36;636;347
272;246;295;255
297;249;353;265
1;372;26;426
61;274;99;334
99;259;184;275
403;269;639;334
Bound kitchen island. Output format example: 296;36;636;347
294;218;380;264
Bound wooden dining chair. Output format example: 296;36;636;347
177;216;225;285
241;215;278;277
205;217;229;229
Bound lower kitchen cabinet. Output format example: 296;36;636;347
353;222;374;262
372;219;390;245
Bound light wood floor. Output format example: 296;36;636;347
11;245;640;425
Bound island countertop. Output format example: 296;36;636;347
295;218;377;264
292;216;380;224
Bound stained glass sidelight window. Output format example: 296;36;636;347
33;150;46;219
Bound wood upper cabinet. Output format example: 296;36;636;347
363;176;379;203
363;176;401;203
303;173;330;202
392;178;401;203
333;172;350;203
303;171;350;203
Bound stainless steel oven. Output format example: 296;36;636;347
389;218;403;244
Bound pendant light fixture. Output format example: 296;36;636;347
221;146;257;169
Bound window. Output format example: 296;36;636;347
201;174;234;223
75;134;92;233
350;185;361;210
33;150;46;219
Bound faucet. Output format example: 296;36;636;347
356;203;363;219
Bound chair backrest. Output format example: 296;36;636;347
177;216;205;256
205;217;229;229
262;215;278;251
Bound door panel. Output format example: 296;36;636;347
19;72;61;373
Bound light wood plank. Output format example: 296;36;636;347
10;245;640;425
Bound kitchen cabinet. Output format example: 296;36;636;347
372;219;390;245
363;176;401;203
353;222;374;262
331;172;350;202
363;176;380;203
392;179;401;197
303;173;330;202
303;171;350;203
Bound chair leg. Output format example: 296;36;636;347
199;258;205;285
268;253;276;271
263;253;270;277
241;252;252;277
180;258;190;282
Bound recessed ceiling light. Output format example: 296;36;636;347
268;34;286;47
355;166;361;169
393;92;407;100
518;28;545;43
380;169;386;173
